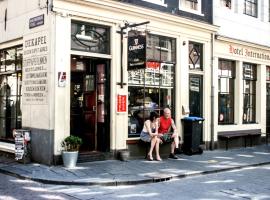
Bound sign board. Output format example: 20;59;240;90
14;131;25;160
29;14;44;29
117;95;127;112
128;31;146;70
58;72;66;87
22;31;49;104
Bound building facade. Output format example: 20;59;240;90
213;0;270;147
0;0;218;164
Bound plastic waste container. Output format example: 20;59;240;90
181;116;204;155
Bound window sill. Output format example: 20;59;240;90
179;8;204;16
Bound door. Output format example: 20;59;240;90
266;83;270;133
70;56;110;152
189;75;203;117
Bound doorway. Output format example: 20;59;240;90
70;56;110;152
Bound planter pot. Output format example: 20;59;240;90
117;150;130;161
62;151;79;168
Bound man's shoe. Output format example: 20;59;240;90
168;153;178;159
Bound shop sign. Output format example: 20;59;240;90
58;72;66;87
117;94;127;112
29;14;44;29
128;31;146;70
229;44;270;61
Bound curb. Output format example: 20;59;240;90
1;161;270;186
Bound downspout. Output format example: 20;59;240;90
210;32;215;150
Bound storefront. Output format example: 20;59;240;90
0;0;218;164
214;36;270;147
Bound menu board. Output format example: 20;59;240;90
14;131;25;160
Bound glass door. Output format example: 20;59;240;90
189;75;203;117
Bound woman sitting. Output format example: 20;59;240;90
140;111;162;161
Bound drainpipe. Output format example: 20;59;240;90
210;33;215;150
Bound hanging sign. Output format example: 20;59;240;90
128;31;146;70
117;94;127;112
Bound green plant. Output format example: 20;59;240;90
61;135;82;151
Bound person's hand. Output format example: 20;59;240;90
158;134;163;138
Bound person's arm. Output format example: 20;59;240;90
171;119;177;133
145;120;156;137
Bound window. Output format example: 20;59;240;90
221;0;231;9
269;0;270;21
189;42;203;70
243;63;256;123
0;46;22;142
267;66;270;81
71;21;110;54
218;59;235;124
141;0;167;6
179;0;201;13
128;34;176;138
244;0;257;17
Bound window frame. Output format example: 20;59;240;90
243;0;258;18
242;63;257;124
141;0;167;6
179;0;202;15
0;46;23;142
218;59;235;125
188;41;203;71
220;0;232;9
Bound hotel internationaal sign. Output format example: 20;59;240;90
229;45;270;61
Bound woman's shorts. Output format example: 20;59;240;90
140;131;151;142
160;133;174;143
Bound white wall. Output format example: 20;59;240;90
213;0;270;47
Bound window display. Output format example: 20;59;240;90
128;34;176;137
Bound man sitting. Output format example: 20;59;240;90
158;108;180;159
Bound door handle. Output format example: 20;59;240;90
93;106;96;111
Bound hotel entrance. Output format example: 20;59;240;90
70;56;110;152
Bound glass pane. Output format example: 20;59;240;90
71;21;110;54
128;69;145;85
160;63;174;87
5;49;16;72
190;76;202;117
16;47;23;71
7;74;18;96
189;42;202;70
244;80;250;94
0;50;5;72
146;34;161;61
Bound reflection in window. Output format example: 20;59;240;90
218;59;235;124
180;0;199;11
0;46;22;141
243;63;256;123
71;21;110;54
189;42;203;70
128;34;176;138
244;0;257;17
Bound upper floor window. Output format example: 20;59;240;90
179;0;202;14
189;42;203;70
244;0;257;17
221;0;231;9
141;0;167;6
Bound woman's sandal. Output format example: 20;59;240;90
156;156;162;161
147;154;153;161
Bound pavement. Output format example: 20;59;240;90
0;145;270;186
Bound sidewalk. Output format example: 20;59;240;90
0;145;270;186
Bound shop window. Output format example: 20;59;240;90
0;46;22;142
71;21;110;54
218;59;235;124
179;0;201;14
243;63;256;124
221;0;231;9
189;42;203;70
128;34;176;138
244;0;257;17
269;0;270;22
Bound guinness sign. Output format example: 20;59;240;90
128;31;146;70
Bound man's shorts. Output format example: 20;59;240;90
160;133;174;143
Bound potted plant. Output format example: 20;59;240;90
61;135;82;168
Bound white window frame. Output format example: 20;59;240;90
179;0;203;15
141;0;167;7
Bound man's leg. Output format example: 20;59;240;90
168;133;179;159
